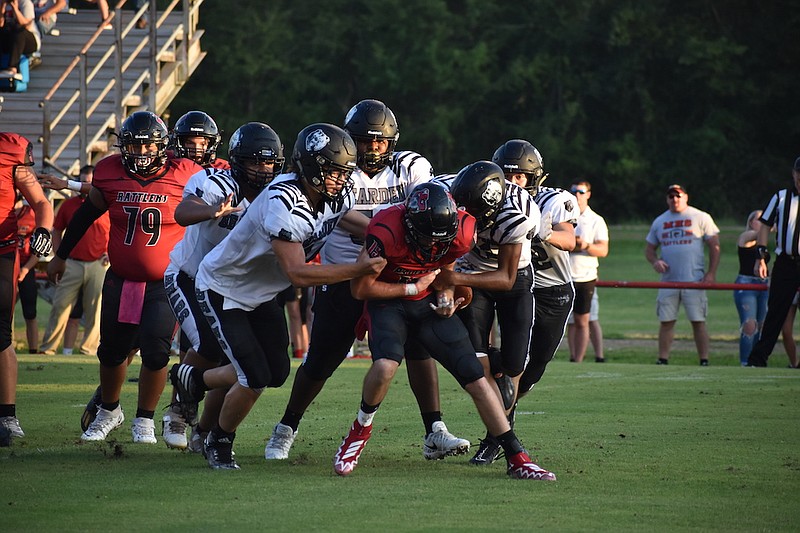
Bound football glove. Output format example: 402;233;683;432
29;227;53;257
537;211;552;242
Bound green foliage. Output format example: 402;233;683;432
171;1;799;221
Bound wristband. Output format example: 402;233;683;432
404;283;418;296
67;180;82;192
756;245;770;263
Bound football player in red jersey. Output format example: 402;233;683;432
0;132;54;443
333;182;556;480
47;111;203;444
169;110;230;171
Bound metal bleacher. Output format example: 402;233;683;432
0;0;206;177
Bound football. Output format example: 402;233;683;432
454;285;473;309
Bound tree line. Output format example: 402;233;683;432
169;0;800;222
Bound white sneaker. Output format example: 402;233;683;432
265;423;297;460
0;416;24;438
162;406;188;449
423;421;471;460
131;417;157;444
81;406;124;441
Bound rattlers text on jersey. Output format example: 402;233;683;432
196;172;356;311
168;167;250;277
435;174;540;273
532;186;578;287
92;154;201;281
364;204;476;300
321;150;433;264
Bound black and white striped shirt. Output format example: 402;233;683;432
760;187;800;256
435;174;540;272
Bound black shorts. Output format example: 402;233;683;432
164;268;227;364
520;282;574;393
303;281;431;381
572;280;596;315
98;269;176;370
199;288;290;390
303;280;363;380
17;266;37;320
366;294;483;387
0;252;18;350
457;265;534;377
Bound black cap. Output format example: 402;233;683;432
793;157;800;170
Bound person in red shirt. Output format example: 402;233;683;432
0;132;54;443
39;164;110;356
333;182;556;480
13;194;38;354
47;111;202;445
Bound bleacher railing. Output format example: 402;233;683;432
40;0;203;174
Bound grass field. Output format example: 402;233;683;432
3;223;799;531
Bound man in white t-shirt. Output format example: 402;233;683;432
645;184;720;365
567;180;608;363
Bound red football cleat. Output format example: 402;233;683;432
334;420;373;476
507;451;557;481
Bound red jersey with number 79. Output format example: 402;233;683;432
92;154;202;281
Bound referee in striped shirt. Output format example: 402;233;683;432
747;156;800;367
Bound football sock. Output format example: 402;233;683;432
357;399;380;427
280;409;303;432
421;411;442;435
135;409;154;419
0;404;15;417
192;367;210;391
212;425;235;441
496;430;524;457
101;401;120;412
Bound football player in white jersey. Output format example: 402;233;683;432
162;122;283;450
170;123;385;469
265;99;470;462
492;140;578;456
433;160;541;465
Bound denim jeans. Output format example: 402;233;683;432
733;274;769;364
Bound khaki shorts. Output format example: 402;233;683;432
656;288;708;322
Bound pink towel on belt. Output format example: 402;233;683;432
118;280;146;324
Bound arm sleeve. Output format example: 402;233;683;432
55;199;105;260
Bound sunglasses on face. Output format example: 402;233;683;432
668;193;683;199
571;188;588;195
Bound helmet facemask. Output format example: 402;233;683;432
403;184;459;264
344;99;399;175
232;150;285;191
352;134;395;174
117;111;170;176
405;227;454;264
176;135;220;166
120;140;168;176
305;157;355;201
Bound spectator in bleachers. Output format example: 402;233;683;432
0;0;41;79
82;0;110;29
33;0;66;36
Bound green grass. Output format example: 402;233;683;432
4;356;799;531
4;223;799;531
